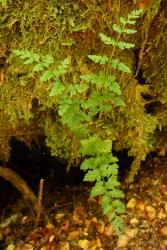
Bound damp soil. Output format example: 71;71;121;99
0;155;167;250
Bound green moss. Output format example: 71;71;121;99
0;0;166;182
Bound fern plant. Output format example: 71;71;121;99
78;9;143;234
12;9;143;235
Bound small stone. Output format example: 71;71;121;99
127;198;137;208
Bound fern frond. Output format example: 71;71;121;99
111;59;131;73
84;169;101;182
53;57;70;76
90;181;106;196
40;70;54;81
112;23;122;34
116;41;135;49
99;33;117;46
128;9;143;20
12;49;40;63
49;80;65;96
122;28;137;34
87;55;109;65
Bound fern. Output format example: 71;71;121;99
79;8;142;235
88;55;109;65
12;8;143;236
80;136;125;235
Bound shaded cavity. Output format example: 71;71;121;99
0;137;84;212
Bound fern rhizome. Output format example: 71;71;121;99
12;9;143;235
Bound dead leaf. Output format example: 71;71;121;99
72;207;85;225
67;231;80;241
0;228;3;241
20;244;34;250
21;216;29;224
145;205;156;220
160;226;167;236
88;197;97;203
117;234;130;248
88;239;102;250
157;209;166;219
164;203;167;214
61;220;70;232
124;226;138;238
46;222;55;230
85;219;91;226
78;239;90;249
91;217;98;223
54;213;65;220
3;227;11;236
59;241;70;250
127;198;137;208
6;244;15;250
130;218;139;227
49;235;55;242
45;242;57;250
136;200;145;211
163;184;167;196
95;222;105;234
105;222;115;236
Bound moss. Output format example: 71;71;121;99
0;0;166;182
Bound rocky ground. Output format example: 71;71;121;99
0;156;167;250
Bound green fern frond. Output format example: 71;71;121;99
53;57;71;76
112;23;122;34
83;169;101;182
12;49;40;63
90;181;106;196
111;59;131;73
99;33;117;46
128;9;143;20
87;55;109;65
40;70;54;81
49;80;65;97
